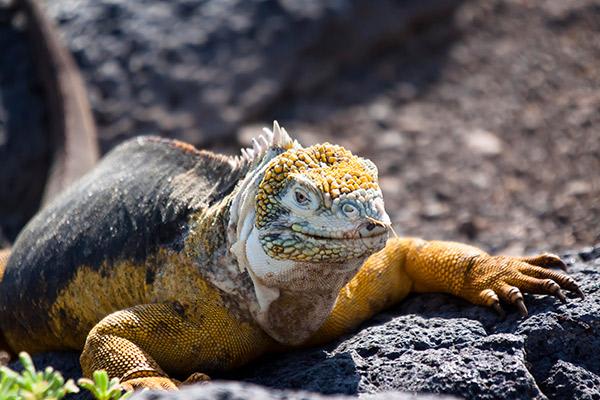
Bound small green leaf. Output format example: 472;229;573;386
18;352;35;375
78;370;130;400
94;370;109;391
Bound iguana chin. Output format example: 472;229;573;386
0;122;583;391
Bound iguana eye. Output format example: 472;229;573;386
295;189;309;205
281;176;320;213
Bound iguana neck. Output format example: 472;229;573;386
252;260;362;345
242;224;366;345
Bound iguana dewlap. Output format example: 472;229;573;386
0;122;583;391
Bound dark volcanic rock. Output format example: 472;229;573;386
541;360;600;400
11;247;600;400
44;0;461;152
131;381;454;400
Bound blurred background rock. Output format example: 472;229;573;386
1;0;599;254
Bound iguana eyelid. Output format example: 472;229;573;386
282;174;321;212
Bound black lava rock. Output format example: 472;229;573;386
131;381;455;400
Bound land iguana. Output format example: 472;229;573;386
0;122;583;391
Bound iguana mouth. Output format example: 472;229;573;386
288;221;389;240
259;226;388;263
288;229;387;242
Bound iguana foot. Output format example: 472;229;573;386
120;372;210;391
120;376;179;391
474;254;583;317
182;372;211;385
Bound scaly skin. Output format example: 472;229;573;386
0;123;583;391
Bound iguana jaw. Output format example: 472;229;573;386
257;189;390;264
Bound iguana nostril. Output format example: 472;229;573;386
359;222;386;237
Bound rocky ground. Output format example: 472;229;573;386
131;382;457;400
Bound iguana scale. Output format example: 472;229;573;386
0;122;583;390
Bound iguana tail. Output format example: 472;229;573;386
0;248;14;361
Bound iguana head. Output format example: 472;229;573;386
255;142;389;262
228;121;391;343
230;122;390;283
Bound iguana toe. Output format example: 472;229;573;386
516;253;568;271
120;376;179;391
467;254;583;316
515;261;584;299
496;284;528;317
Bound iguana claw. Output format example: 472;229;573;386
553;288;568;304
491;302;506;318
514;298;528;317
478;253;584;316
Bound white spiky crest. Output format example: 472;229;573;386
235;121;300;165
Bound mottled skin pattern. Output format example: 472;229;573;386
0;123;583;391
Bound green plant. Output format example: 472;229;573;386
0;352;79;400
78;370;131;400
0;353;131;400
0;367;21;400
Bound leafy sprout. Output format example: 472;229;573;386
0;352;79;400
78;370;131;400
0;353;131;400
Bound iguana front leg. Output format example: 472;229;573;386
80;303;187;390
308;237;582;345
80;302;272;391
402;238;582;316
